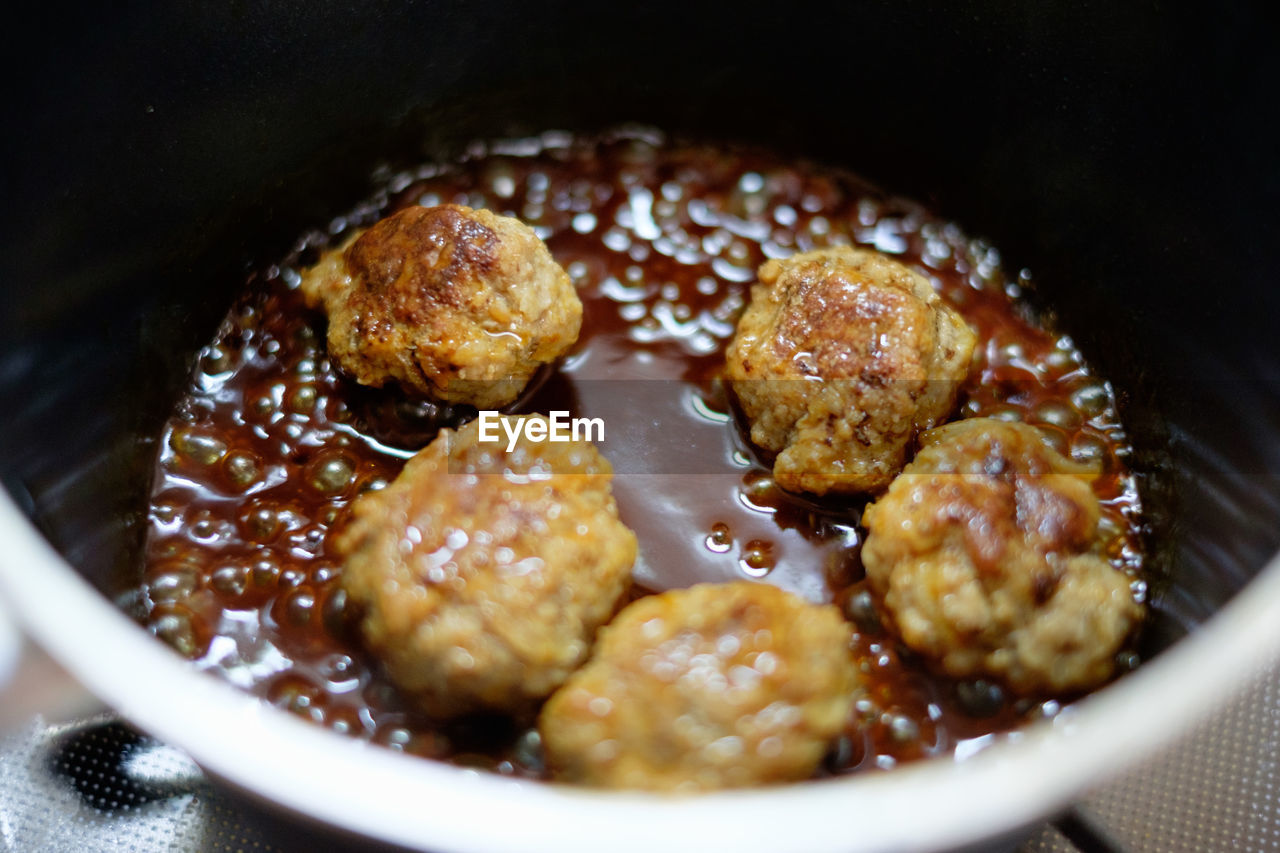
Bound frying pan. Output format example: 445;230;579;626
1;2;1278;851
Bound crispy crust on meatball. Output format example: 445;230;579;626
726;247;976;495
335;415;636;718
539;581;858;791
861;418;1143;694
300;204;582;409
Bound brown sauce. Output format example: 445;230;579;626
140;129;1145;778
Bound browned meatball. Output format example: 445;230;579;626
335;414;636;718
725;247;976;495
861;418;1143;694
539;581;858;790
300;204;582;409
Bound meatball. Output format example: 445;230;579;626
860;418;1143;694
335;414;636;718
725;246;976;495
300;204;582;409
539;581;858;790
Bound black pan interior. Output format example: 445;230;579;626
1;1;1277;661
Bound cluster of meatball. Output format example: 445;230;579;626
307;203;1142;792
338;412;855;786
319;204;863;789
725;248;1141;693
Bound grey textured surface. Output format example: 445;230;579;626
2;663;1278;853
1023;663;1280;853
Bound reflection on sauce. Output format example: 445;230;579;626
140;129;1144;778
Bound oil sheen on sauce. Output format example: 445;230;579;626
141;129;1145;779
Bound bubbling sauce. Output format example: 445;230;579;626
140;129;1145;778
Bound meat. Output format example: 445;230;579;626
860;418;1143;694
300;204;582;409
335;414;636;718
725;246;976;495
538;581;858;790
